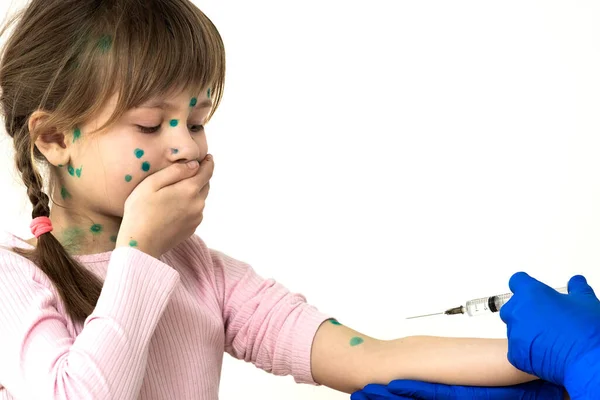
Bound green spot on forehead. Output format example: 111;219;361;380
134;148;144;159
125;175;132;182
73;128;81;143
141;161;151;172
169;119;179;127
97;35;113;53
90;224;103;234
190;97;198;107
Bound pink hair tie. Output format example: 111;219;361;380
30;217;53;238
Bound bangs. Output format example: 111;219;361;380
78;0;225;133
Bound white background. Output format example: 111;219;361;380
1;1;600;399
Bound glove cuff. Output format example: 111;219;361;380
564;346;600;399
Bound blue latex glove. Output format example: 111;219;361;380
500;272;600;399
351;379;564;400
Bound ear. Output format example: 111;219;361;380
29;110;71;167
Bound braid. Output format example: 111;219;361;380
11;125;103;322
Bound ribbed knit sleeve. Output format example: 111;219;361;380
0;247;179;399
206;246;332;385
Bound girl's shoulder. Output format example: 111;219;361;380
0;231;53;290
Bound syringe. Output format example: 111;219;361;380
407;286;569;319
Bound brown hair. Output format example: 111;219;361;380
0;0;226;322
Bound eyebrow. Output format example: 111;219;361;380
137;99;213;110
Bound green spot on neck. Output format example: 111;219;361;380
125;174;133;182
141;161;151;172
60;186;71;200
75;166;83;178
329;319;342;326
59;226;85;253
129;239;138;247
207;88;211;99
169;119;179;127
73;128;81;143
134;148;144;159
190;97;198;107
90;224;103;234
67;165;75;176
97;35;113;53
349;337;364;346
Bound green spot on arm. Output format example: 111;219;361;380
129;240;138;247
329;319;342;326
349;337;364;346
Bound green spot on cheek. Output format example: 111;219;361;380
190;97;198;107
97;34;112;53
73;128;81;143
129;240;138;247
141;162;151;172
67;165;75;176
125;175;132;182
134;148;145;158
110;235;117;243
329;319;342;326
169;119;179;127
90;224;102;234
60;186;71;200
207;88;211;98
75;166;83;178
349;337;364;346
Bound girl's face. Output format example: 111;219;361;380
62;88;213;219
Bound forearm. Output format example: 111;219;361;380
375;335;536;386
311;321;537;393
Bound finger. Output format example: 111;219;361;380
387;380;449;398
508;271;547;294
350;391;370;400
568;275;596;297
147;160;200;192
361;384;414;400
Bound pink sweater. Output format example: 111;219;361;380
0;232;331;399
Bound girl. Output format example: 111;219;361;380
0;0;548;398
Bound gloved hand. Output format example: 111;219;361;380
351;379;564;400
500;272;600;399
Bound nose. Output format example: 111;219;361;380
165;125;206;163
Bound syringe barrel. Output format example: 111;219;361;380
464;286;569;317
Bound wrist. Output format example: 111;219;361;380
564;346;600;399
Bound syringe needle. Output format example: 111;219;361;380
406;312;444;319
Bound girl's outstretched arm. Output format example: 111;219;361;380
310;319;535;394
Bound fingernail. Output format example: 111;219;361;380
187;160;199;169
205;154;213;162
